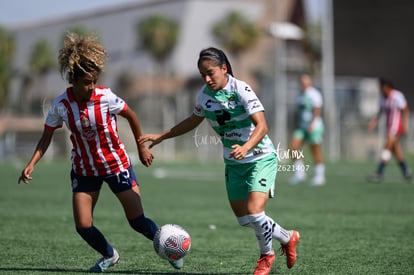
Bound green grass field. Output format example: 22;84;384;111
1;158;414;274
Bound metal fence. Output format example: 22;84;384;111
1;76;413;164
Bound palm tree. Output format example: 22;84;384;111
61;26;96;42
136;15;179;72
211;11;259;58
136;15;180;160
0;27;15;110
302;21;322;74
30;39;55;75
27;39;55;114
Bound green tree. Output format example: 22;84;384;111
66;26;93;37
211;11;259;58
302;21;322;74
60;26;97;47
137;15;179;65
27;39;55;114
30;39;55;75
0;27;15;109
136;15;180;158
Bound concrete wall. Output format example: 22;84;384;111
334;0;414;104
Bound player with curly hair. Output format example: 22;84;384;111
18;32;182;272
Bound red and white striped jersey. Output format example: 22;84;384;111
380;89;407;136
45;86;130;176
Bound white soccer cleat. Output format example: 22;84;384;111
310;176;325;186
169;258;184;269
89;248;119;273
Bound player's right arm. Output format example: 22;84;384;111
18;127;55;184
367;109;382;132
139;114;204;149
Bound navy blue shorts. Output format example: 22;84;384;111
70;166;138;193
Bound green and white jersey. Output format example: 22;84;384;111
296;86;323;129
193;75;275;164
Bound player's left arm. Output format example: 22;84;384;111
229;111;267;160
307;107;322;133
119;106;154;167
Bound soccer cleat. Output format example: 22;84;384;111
254;253;275;275
366;173;383;183
280;230;300;269
169;258;184;269
89;248;119;273
310;176;325;186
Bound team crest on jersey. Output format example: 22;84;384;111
81;117;90;127
228;95;237;109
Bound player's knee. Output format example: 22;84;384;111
128;214;158;240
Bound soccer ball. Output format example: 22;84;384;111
153;224;191;261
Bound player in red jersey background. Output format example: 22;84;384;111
367;77;411;183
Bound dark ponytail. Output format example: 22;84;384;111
198;47;234;77
379;77;394;88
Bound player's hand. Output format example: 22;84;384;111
367;119;377;132
138;134;163;149
18;166;34;184
307;123;314;133
229;144;248;160
138;145;154;167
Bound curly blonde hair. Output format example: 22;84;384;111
58;32;107;83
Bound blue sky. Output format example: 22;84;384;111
0;0;322;27
0;0;139;27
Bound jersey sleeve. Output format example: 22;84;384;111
310;88;323;108
193;88;205;117
107;88;127;114
395;92;407;109
44;100;64;130
238;82;264;115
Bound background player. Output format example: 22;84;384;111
18;32;182;272
139;47;300;275
289;74;325;186
367;77;411;182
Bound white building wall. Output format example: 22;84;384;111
9;0;265;103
